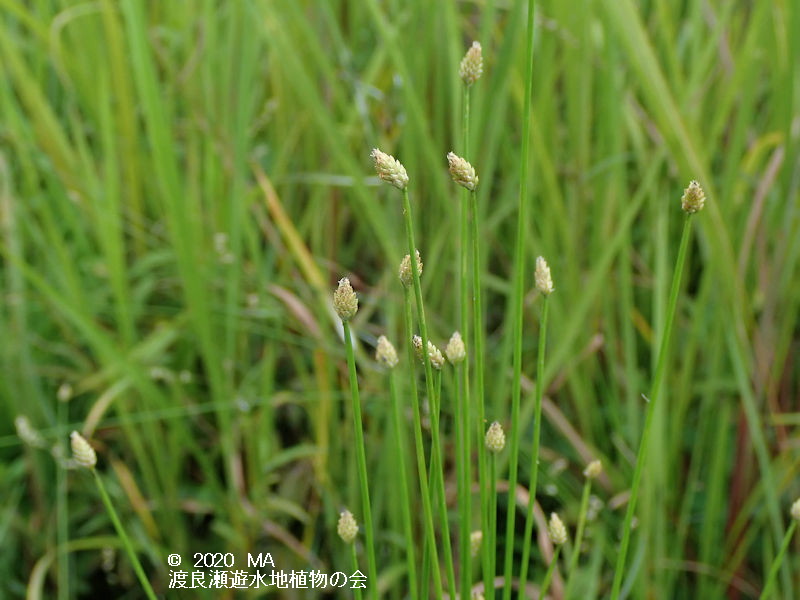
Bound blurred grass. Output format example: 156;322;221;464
1;0;799;598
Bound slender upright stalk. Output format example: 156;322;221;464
402;188;457;598
759;520;797;600
458;81;474;600
93;471;158;600
342;321;378;600
503;0;537;596
388;371;419;595
610;214;695;599
487;452;498;598
539;546;562;599
351;544;364;600
565;475;594;592
518;295;550;592
403;288;443;598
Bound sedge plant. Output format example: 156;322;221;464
518;256;555;594
610;181;706;598
69;432;158;600
333;278;378;599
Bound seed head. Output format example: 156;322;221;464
70;431;97;469
485;421;506;453
547;512;568;546
471;593;485;600
681;180;705;214
470;530;483;557
791;498;800;522
333;277;358;321
337;510;359;544
445;331;466;364
370;148;408;190
584;459;603;480
376;335;399;369
446;152;479;191
535;256;554;296
399;250;423;288
412;334;444;369
459;41;483;86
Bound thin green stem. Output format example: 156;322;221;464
351;543;364;600
518;296;550;592
564;478;594;599
610;215;695;599
389;372;419;595
403;288;443;598
503;0;537;596
487;453;498;599
539;545;562;599
458;81;474;600
57;401;69;600
402;188;456;598
92;470;157;600
342;321;378;600
759;521;797;600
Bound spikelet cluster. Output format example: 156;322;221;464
470;530;483;557
584;459;603;480
370;148;408;190
337;510;358;543
535;256;554;296
485;421;505;453
412;335;445;370
791;498;800;522
70;431;97;469
459;41;483;86
333;277;358;321
681;180;705;214
445;331;466;364
447;152;479;191
547;513;568;545
375;335;399;369
399;250;423;288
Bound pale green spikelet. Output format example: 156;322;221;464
548;512;568;545
337;510;359;544
446;152;479;191
535;256;554;296
470;530;483;558
681;180;706;214
333;277;358;321
485;421;506;453
370;148;408;190
791;498;800;522
399;250;422;288
459;41;483;86
584;459;603;480
70;431;97;469
376;335;399;369
445;331;466;364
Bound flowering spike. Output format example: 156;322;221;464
459;41;483;86
333;277;358;321
447;152;479;191
399;250;423;288
70;431;97;469
445;331;466;364
548;513;568;545
376;335;399;369
535;256;554;296
681;180;705;214
370;148;408;190
337;510;358;543
584;459;603;480
485;421;506;453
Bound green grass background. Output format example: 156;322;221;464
1;0;798;598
